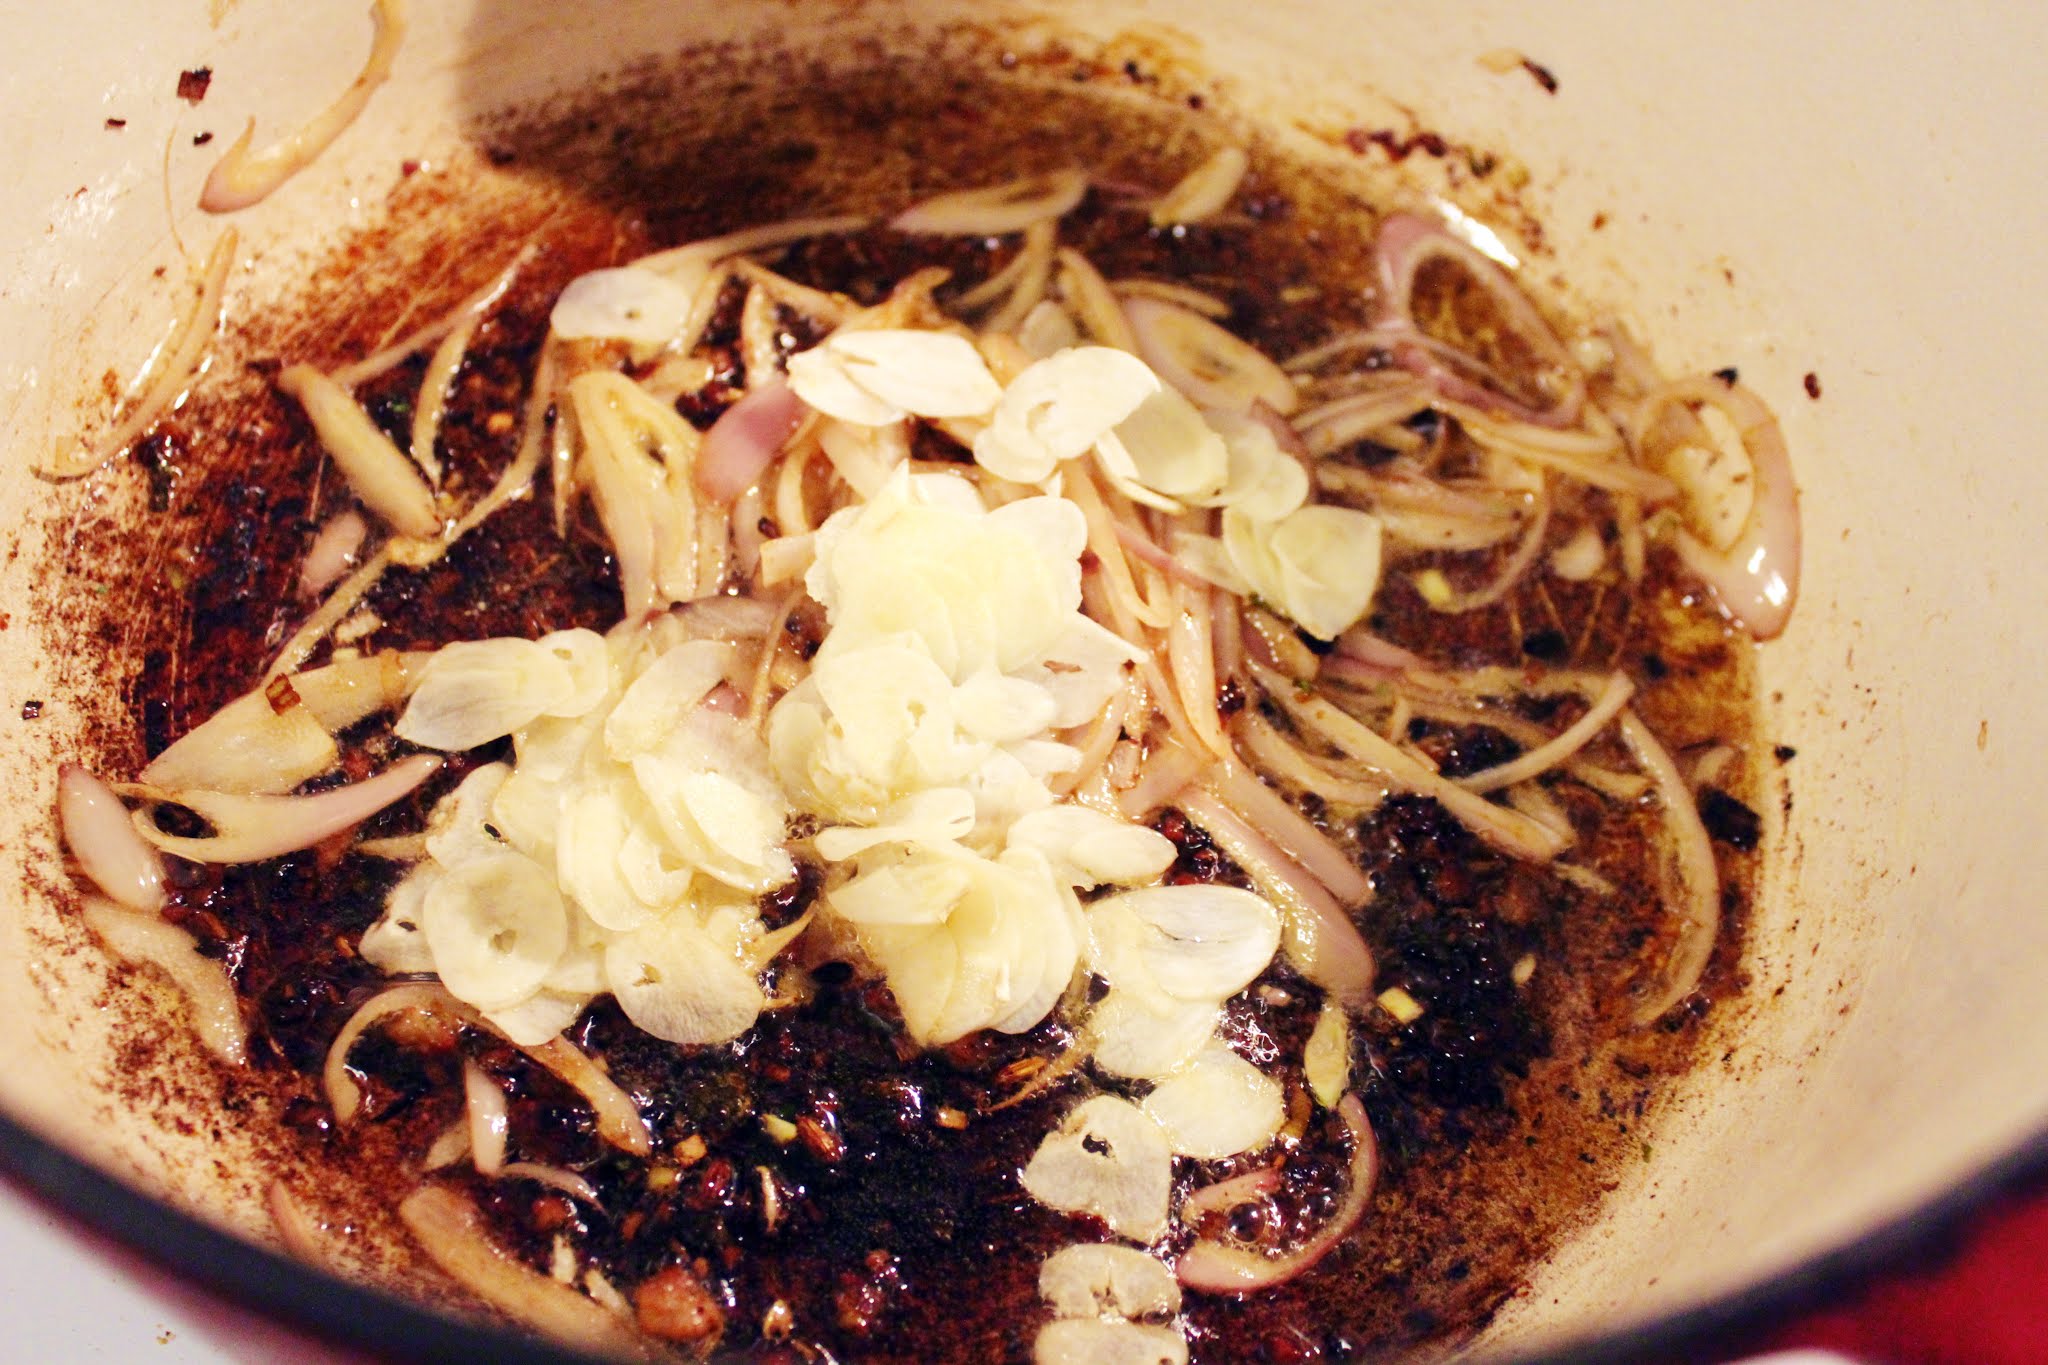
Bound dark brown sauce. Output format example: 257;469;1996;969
61;54;1764;1365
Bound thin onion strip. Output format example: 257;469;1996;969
1618;710;1722;1025
200;0;406;213
41;229;238;479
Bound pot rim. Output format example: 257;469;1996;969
0;1103;2039;1362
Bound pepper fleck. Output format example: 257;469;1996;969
20;700;42;720
1803;372;1822;399
176;68;212;105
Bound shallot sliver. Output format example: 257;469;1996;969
58;766;165;913
200;0;407;213
1369;212;1584;428
1178;1094;1378;1293
128;753;441;864
1636;375;1802;640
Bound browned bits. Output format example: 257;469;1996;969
263;673;301;714
796;1113;846;1164
176;68;212;104
528;1194;574;1233
994;1055;1047;1088
1804;371;1823;399
634;1263;726;1344
834;1250;901;1337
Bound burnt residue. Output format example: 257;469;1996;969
37;48;1768;1365
177;67;212;104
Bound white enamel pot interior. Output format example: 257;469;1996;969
1;1;2044;1360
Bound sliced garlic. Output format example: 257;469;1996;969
1019;1095;1174;1242
550;266;697;349
397;637;578;751
820;329;1003;419
1086;989;1218;1081
1006;806;1176;888
973;347;1160;484
1099;387;1230;502
1140;1042;1285;1159
1039;1244;1182;1319
1222;504;1384;641
602;639;733;760
1203;409;1311;521
1086;884;1282;1007
419;850;571;1012
603;912;765;1046
1034;1320;1189;1365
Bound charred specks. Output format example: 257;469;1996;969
1804;371;1823;399
176;68;212;105
193;131;214;147
104;117;127;130
1697;789;1762;851
1774;744;1798;763
1343;128;1452;163
1520;59;1560;95
20;699;42;720
1713;366;1740;386
1520;628;1569;663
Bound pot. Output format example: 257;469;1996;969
1;1;2043;1359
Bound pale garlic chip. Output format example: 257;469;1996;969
1096;387;1230;503
1039;1244;1182;1320
1086;884;1282;1009
1203;408;1311;521
418;850;571;1012
840;845;1079;1043
1006;806;1176;888
1222;503;1384;641
550;266;697;348
396;636;583;751
1019;1095;1174;1243
973;346;1160;484
822;330;1003;418
603;909;766;1046
1086;990;1219;1082
1034;1320;1189;1365
788;329;1002;426
1139;1042;1286;1159
803;470;1086;678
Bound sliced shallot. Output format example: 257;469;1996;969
200;0;407;213
1634;374;1802;639
298;509;368;599
1124;295;1299;415
1618;710;1723;1026
1178;1093;1378;1293
129;752;441;864
82;899;247;1065
40;230;238;479
463;1059;508;1175
58;766;165;913
398;1186;644;1357
1369;212;1585;428
277;365;441;540
891;168;1088;235
696;379;805;504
